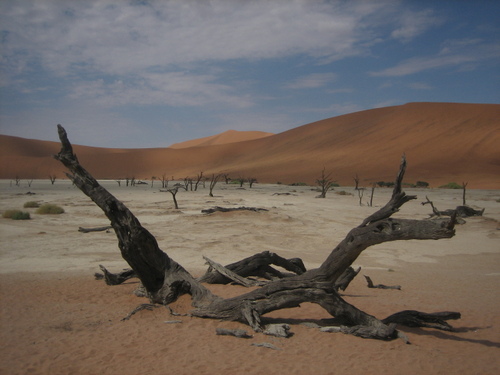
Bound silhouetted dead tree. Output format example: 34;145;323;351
209;174;221;197
54;124;459;342
316;167;335;198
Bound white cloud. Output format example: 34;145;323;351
68;71;253;108
370;39;500;77
391;9;441;42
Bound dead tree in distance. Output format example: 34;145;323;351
316;167;335;198
54;125;459;342
209;173;221;197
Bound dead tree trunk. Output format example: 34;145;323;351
54;125;458;341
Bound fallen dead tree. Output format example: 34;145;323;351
201;206;269;214
422;196;484;218
54;125;459;342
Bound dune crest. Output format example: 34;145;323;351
168;130;274;149
0;102;499;188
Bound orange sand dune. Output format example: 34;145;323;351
1;102;499;188
168;129;274;149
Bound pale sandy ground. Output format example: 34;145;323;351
1;179;499;375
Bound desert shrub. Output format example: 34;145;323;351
336;190;353;196
36;203;65;215
289;182;308;186
439;182;462;189
23;201;40;208
416;181;430;188
2;209;31;220
11;211;31;220
376;181;395;187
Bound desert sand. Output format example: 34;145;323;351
1;177;499;375
1;103;499;189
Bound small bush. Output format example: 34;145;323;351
439;182;462;189
2;209;31;220
416;181;429;188
336;190;353;196
36;204;65;215
377;181;395;188
11;211;31;220
289;182;308;186
24;201;40;208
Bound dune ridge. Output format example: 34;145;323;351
0;102;499;188
168;129;274;149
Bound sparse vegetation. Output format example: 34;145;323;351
439;182;462;189
335;190;353;196
316;167;335;198
376;181;395;188
289;182;307;186
2;209;31;220
23;201;40;208
416;181;429;188
36;203;65;215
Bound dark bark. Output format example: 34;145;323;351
78;226;112;233
364;275;401;290
422;196;484;217
201;206;269;214
54;126;459;341
198;251;306;284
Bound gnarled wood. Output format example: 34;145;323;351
54;125;459;341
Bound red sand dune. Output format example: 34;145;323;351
168;129;273;149
1;102;499;188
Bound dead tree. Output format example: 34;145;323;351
209;174;221;197
421;196;484;218
194;172;204;191
167;185;182;209
54;125;459;342
316;167;335;198
353;174;360;190
462;182;468;206
160;173;168;189
247;178;257;188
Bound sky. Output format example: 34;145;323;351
0;0;499;148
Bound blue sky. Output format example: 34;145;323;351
1;0;499;148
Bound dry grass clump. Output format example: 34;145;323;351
23;201;40;208
2;209;31;220
35;204;65;215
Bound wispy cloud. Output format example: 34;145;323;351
391;9;442;42
370;38;500;77
286;73;337;89
1;0;439;108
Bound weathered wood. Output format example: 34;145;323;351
364;275;401;290
78;225;112;233
382;310;461;331
97;265;136;285
216;328;253;338
335;266;361;291
422;196;484;217
202;256;265;287
198;251;306;284
201;206;269;214
54;126;459;342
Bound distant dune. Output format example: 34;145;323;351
168;130;274;149
1;102;499;188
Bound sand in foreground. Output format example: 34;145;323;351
1;180;499;374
